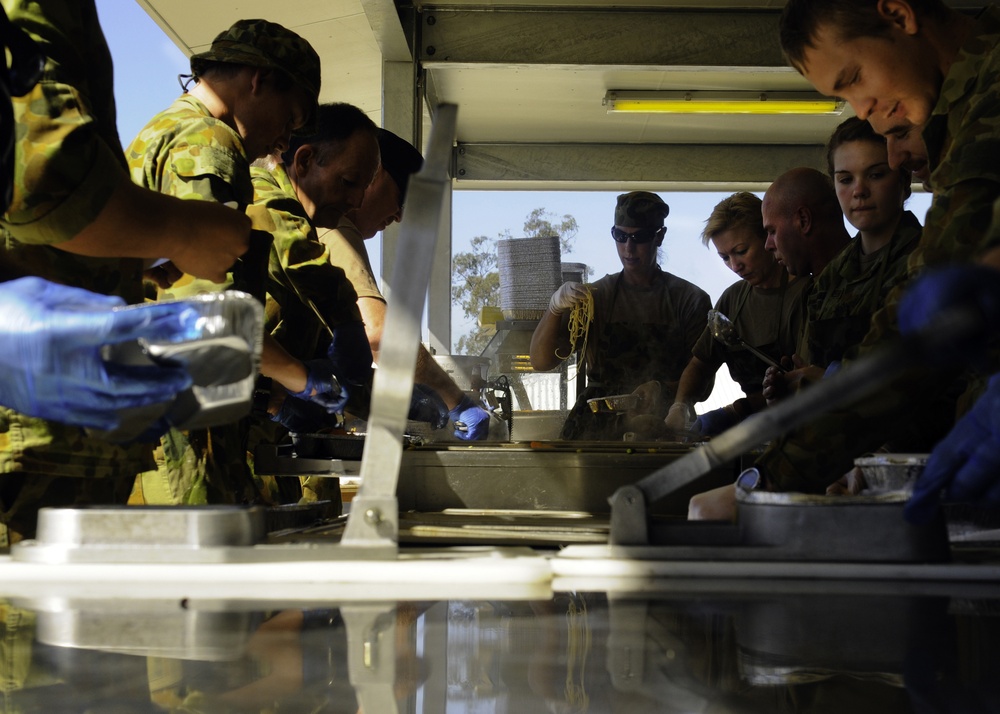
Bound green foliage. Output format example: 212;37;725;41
451;208;579;355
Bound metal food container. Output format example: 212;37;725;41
95;291;263;442
853;453;928;494
587;393;640;413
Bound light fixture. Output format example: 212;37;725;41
603;90;845;116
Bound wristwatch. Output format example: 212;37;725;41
734;467;763;498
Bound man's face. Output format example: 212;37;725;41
612;224;664;277
349;167;402;239
881;122;932;186
298;130;380;229
237;73;312;160
798;11;942;142
761;194;809;277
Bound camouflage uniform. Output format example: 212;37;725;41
692;273;811;395
247;163;364;360
0;0;151;540
246;163;365;506
319;218;385;302
124;93;261;507
755;8;1000;492
125;20;321;507
800;210;922;366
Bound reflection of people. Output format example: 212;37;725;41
0;0;253;543
530;191;711;440
320;129;493;440
665;192;809;436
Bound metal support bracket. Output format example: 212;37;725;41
341;104;459;552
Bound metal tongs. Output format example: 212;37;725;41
708;309;786;372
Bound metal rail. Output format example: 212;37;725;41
340;104;459;552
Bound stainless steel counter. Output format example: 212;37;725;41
397;441;738;516
2;576;999;713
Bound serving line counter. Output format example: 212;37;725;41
2;539;1000;713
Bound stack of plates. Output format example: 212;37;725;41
561;261;587;285
498;235;562;320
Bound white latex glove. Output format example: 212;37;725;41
548;281;590;315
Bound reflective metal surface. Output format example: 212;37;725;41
3;578;999;713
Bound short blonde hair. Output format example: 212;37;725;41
701;191;765;247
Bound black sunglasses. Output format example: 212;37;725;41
611;226;662;244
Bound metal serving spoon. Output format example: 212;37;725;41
707;309;786;372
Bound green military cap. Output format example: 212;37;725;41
190;19;321;106
614;191;670;228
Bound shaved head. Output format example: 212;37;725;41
762;167;849;276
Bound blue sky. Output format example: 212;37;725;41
96;1;932;407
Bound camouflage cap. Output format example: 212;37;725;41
377;129;423;205
190;19;321;106
614;191;670;229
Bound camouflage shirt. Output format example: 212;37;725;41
693;272;811;394
0;0;151;488
801;210;922;366
247;163;363;360
756;8;1000;492
125;94;258;507
126;93;254;298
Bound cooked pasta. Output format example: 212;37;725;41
557;286;594;360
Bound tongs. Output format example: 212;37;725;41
708;309;786;372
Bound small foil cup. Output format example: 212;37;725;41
853;453;929;494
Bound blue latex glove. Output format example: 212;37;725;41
0;277;193;430
271;393;336;434
448;394;491;441
898;265;1000;365
292;358;348;414
693;405;740;437
292;321;374;415
905;374;1000;524
408;383;449;429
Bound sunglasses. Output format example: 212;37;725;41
611;226;662;244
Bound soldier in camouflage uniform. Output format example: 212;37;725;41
801;117;922;368
691;1;1000;518
126;19;325;507
530;191;712;441
665;192;811;436
247;102;378;506
0;0;255;542
249;102;376;384
320;128;494;440
760;126;922;409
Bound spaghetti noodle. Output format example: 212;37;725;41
556;286;594;360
